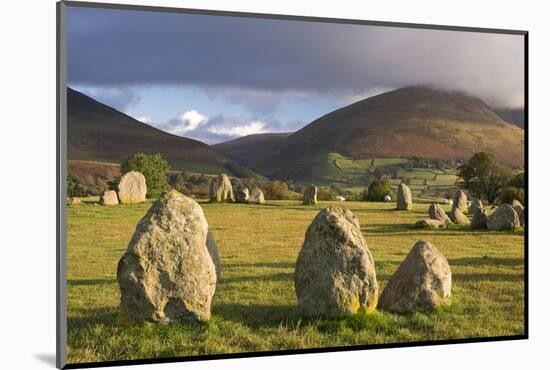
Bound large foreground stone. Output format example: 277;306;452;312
248;187;265;204
117;190;219;323
396;182;413;210
378;241;452;313
118;171;147;204
487;204;520;231
209;174;234;202
448;207;470;225
429;203;452;225
235;188;250;203
303;184;318;205
452;190;468;212
295;207;378;317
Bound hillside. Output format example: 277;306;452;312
67;87;260;177
212;132;291;168
495;107;525;129
214;86;524;182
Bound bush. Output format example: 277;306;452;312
263;181;289;200
121;153;170;198
317;187;338;201
67;175;87;197
498;186;524;205
509;172;525;189
365;177;395;201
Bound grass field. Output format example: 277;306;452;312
66;198;525;364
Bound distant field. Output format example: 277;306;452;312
66;198;524;364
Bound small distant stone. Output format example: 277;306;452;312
396;182;413;210
209;174;234;202
487;204;520;230
100;190;119;206
452;190;468;212
448;207;470;225
118;171;147;204
235;188;250;203
303;184;318;205
378;241;452;313
295;207;378;317
248;187;265;204
429;203;452;225
414;219;446;229
511;199;525;227
67;197;81;205
384;195;392;203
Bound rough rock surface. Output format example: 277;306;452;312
118;171;147;204
429;203;452;225
117;190;219;323
414;219;446;229
487;204;520;230
209;174;234;202
295;207;378;317
235;188;250;203
453;190;468;212
248;187;265;204
448;207;470;225
378;241;452;313
396;182;413;210
303;184;318;205
468;199;483;215
511;199;525;227
100;190;119;206
471;207;489;229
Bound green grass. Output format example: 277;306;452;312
66;199;525;364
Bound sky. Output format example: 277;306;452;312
67;6;525;144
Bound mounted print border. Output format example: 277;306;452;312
57;1;528;368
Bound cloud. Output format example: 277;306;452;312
134;116;153;124
163;110;209;135
69;85;141;111
208;121;268;137
67;7;525;108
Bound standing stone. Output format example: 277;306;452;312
117;190;219;323
396;182;413;210
303;184;318;205
248;187;265;204
487;204;520;230
429;203;452;225
468;199;483;215
511;199;525;227
414;219;446;229
100;190;119;206
235;188;250;203
378;241;452;313
67;197;81;205
471;207;489;229
118;171;147;204
294;207;378;317
209;174;234;202
448;207;470;225
453;190;468;212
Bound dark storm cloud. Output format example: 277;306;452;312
67;6;524;107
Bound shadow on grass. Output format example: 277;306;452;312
448;256;524;267
68;306;118;330
213;303;299;328
453;272;524;282
68;278;116;286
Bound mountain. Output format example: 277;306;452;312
67;87;260;177
212;133;292;169
495;107;525;129
213;86;524;182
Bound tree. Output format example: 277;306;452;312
365;177;395;202
263;180;289;200
457;152;512;204
121;153;170;198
